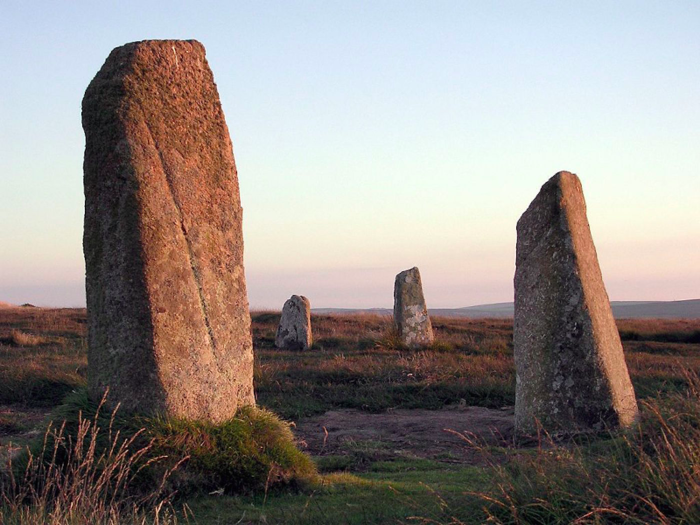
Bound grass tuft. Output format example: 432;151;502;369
8;330;51;347
1;391;178;524
472;372;700;524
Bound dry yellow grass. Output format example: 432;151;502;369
9;330;50;347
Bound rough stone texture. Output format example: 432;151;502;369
275;295;313;350
82;40;255;422
514;171;638;434
394;267;434;348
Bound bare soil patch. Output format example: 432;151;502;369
0;405;52;465
294;405;515;465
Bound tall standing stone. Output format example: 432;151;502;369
275;295;313;350
82;40;254;422
394;267;434;348
514;171;638;434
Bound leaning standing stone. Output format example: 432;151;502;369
514;171;638;434
82;40;255;422
275;295;313;350
394;267;434;348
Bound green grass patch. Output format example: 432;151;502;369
315;455;357;473
186;462;490;524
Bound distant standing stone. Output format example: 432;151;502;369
394;267;434;348
275;295;313;350
514;171;638;434
82;40;255;422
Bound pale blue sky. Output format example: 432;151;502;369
1;1;698;308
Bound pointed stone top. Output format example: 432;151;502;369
396;266;421;283
521;171;580;209
542;171;582;198
516;171;587;267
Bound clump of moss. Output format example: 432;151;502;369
148;406;318;495
18;388;317;499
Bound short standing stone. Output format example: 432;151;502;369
514;171;638;434
82;40;255;423
394;267;434;348
275;295;313;350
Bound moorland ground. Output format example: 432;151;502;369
0;306;699;523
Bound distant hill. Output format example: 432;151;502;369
314;299;700;319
